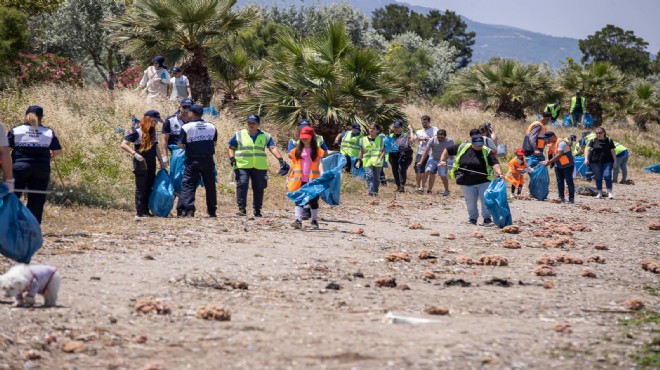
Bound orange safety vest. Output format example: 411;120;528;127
287;147;324;192
526;121;547;150
548;139;574;168
506;157;528;187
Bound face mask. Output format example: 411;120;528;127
518;158;524;164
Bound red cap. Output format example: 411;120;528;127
515;148;526;156
299;126;314;140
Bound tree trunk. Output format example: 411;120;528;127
587;101;603;127
181;49;213;107
495;99;525;120
107;48;115;91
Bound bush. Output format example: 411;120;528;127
15;53;83;87
0;6;30;74
101;66;141;89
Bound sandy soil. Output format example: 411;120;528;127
0;176;659;370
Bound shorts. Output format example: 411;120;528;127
425;158;440;174
415;154;427;174
438;158;453;177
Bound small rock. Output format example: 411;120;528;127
648;221;660;231
534;265;556;276
369;199;379;206
425;306;449;315
445;233;456;240
444;278;471;287
501;225;521;234
580;268;597;278
502;240;521;249
553;323;573;334
586;255;606;264
472;231;484;238
325;282;342;290
133;335;148;344
350;227;364;235
24;350;41;360
543;281;555;289
421;271;436;280
594;244;609;250
622;297;645;311
352;272;364;278
418;249;437;260
385;252;411;262
196;306;231;321
429;231;440;237
375;276;397;288
641;259;660;274
62;341;85;353
396;284;411;291
408;223;423;229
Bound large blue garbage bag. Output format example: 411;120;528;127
169;144;186;194
149;169;175;217
583;113;593;128
528;164;549;201
203;105;220;118
384;135;398;153
350;156;366;179
484;178;512;228
320;153;347;205
574;156;587;177
287;171;341;206
562;114;572;127
0;184;43;263
525;155;544;168
645;164;660;173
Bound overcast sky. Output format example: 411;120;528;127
403;0;660;54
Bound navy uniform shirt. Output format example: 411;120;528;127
162;113;185;146
124;128;159;159
8;124;62;164
179;119;217;156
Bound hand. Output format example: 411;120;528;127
534;150;541;156
415;162;420;168
133;152;144;161
2;179;14;193
162;155;168;164
334;140;339;146
584;160;589;165
229;157;237;167
542;160;549;166
354;159;362;169
439;160;447;167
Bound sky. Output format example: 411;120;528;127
402;0;660;54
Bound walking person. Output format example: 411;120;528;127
584;127;617;199
544;132;576;203
228;114;288;217
355;123;385;196
161;98;193;160
334;123;363;173
0;120;13;192
288;126;325;230
479;124;498;155
388;120;414;192
168;67;192;102
523;112;551;163
177;105;217;217
415;129;454;195
288;120;328;155
570;90;587;126
612;140;629;184
413;115;438;193
136;56;170;105
120;110;166;220
441;135;504;226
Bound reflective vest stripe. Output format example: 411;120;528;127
570;97;586;113
340;131;361;157
235;129;270;170
287;147;324;192
361;136;384;167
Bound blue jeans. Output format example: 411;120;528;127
572;112;583;125
555;165;575;201
613;153;628;182
460;182;491;221
591;162;613;192
365;166;382;194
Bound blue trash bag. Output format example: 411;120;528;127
583;113;593;128
528;164;549;201
203;105;220;118
169;144;186;194
484;178;512;228
287;171;341;206
149;169;175;217
350;156;366;179
645;164;660;173
0;184;43;263
551;120;559;127
384;135;398;153
525;155;544;168
562;114;572;127
574;156;588;177
319;153;347;205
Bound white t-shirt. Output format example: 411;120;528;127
170;75;190;100
415;126;438;153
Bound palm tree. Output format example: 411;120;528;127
238;22;405;142
626;83;660;131
208;48;264;106
442;58;558;120
106;0;256;106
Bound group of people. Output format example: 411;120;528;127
544;90;588;126
136;56;193;104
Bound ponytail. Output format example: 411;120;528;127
24;113;40;128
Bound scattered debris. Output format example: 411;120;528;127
385;252;411;262
421;271;436;280
387;201;403;209
196;306;231;321
641;259;660;274
555;253;583;264
534;225;573;237
534;265;556;276
134;300;171;315
455;255;474;265
350;227;364;235
502;240;521;249
325;282;342;290
472;231;484;238
542;238;574;248
445;233;456;240
383;312;441;325
173;273;248;291
429;231;440;237
375;276;397;288
62;341;86;353
580;204;592;211
536;254;556;266
133;335;148;344
629;204;648;212
353;272;364;278
569;224;592;232
543;281;555;289
396;284;411;291
515;195;532;201
553;323;573;334
444;279;471;287
622;298;645;311
580;268;597;278
425;306;449;315
24;350;41;360
408;223;423;229
594;244;609;250
418;249;437;260
648;221;660;231
548;199;562;204
369;199;379;206
501;225;521;234
479;255;508;266
484;278;513;287
598;207;618;213
586;255;606;264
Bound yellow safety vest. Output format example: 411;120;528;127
360;135;384;167
234;129;270;170
450;143;493;181
545;103;561;119
340;131;362;157
570;96;587;113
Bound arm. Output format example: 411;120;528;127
584;144;592;164
334;132;343;145
417;145;431;166
268;145;283;160
121;140;137;156
0;146;12;180
186;86;192;99
529;125;542;154
156;145;165;169
492;163;504;177
161;133;170;155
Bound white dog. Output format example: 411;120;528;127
0;264;61;307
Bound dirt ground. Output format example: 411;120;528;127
1;174;659;370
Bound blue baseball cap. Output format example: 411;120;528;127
144;110;163;122
180;98;193;107
25;105;43;118
544;131;556;138
152;56;165;68
172;67;182;73
471;135;484;145
188;105;203;116
393;120;403;128
247;114;260;123
297;119;311;129
351;123;360;130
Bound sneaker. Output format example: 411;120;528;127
480;218;495;227
441;191;450;196
618;180;626;184
416;188;424;194
185;210;195;217
237;208;247;216
176;209;184;217
426;190;433;194
568;199;575;204
310;220;319;229
134;215;146;221
302;207;311;220
595;192;603;199
559;198;565;203
467;219;477;225
254;211;263;218
396;187;404;193
608;192;614;200
208;213;217;218
292;220;303;229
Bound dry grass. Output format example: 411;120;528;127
0;85;657;210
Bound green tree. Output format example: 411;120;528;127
107;0;256;106
0;0;63;15
0;6;30;72
426;10;475;68
238;22;405;141
208;47;264;106
442;58;557;119
626;83;660;131
371;4;412;40
579;25;651;76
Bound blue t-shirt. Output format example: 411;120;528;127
162;113;185;146
228;130;275;148
179;119;218;156
8;124;62;164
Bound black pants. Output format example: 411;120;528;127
13;161;50;224
389;151;413;187
178;157;217;214
555;165;575;201
235;168;268;211
134;158;157;216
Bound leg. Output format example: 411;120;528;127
460;185;479;221
251;169;268;212
134;168;150;216
180;160;201;213
12;162;30;202
477;182;491;219
200;159;217;216
235;169;250;211
25;163;50;223
511;184;516;194
389;153;401;188
400;153;413;187
427;172;436;192
564;166;575;202
612;157;621;183
555;167;566;200
618;155;628;182
591;163;603;192
365;167;375;194
602;162;613;192
344;155;352;173
144;160;157;213
309;196;320;222
43;272;61;307
372;167;382;194
414;154;423;189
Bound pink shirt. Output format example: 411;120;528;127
300;147;312;182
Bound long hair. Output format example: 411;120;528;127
295;135;319;161
24;113;40;129
139;116;156;153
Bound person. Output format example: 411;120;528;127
484;122;499;146
584;127;617;199
578;131;597;180
569;135;580;156
416;129;454;195
355;123;385;196
570;90;587;126
120;110;166;220
544;132;576;203
441;135;503;226
288;126;325;230
177;105;217;217
288;120;328;156
161;98;193;160
523;112;551;161
334;123;363;173
0;120;13;192
228;114;288;217
7;106;62;223
479;124;497;155
612;140;629;184
506;148;531;195
413;115;438;193
168;67;192;102
545;99;562;123
388;120;414;192
136;56;171;104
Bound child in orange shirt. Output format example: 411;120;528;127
506;148;532;195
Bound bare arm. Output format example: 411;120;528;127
186;86;192;98
492;163;504;177
50;150;62;160
268;145;283;160
417;145;431;166
161;133;170;155
120;140;136;156
0;146;12;180
227;146;235;157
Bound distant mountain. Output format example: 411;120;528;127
239;0;582;68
